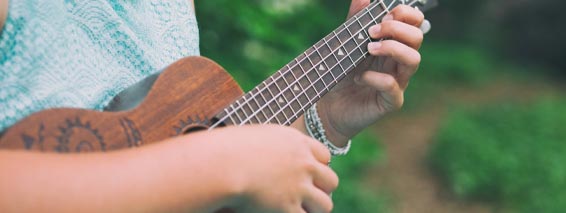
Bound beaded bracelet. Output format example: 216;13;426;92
305;103;351;156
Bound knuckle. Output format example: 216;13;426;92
302;160;318;174
383;75;398;91
379;40;393;51
381;20;395;33
394;5;411;17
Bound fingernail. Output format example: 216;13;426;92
368;24;381;36
382;14;393;21
368;42;382;52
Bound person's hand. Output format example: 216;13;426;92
206;125;338;213
317;1;425;144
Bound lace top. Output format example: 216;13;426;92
0;0;200;132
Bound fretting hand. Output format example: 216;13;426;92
317;1;425;145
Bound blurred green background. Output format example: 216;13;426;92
196;0;566;212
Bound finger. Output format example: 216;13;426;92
305;138;331;164
348;0;370;18
368;20;424;49
312;163;339;194
367;40;421;87
388;5;425;27
359;71;404;110
302;186;334;213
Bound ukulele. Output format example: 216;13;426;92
0;0;437;152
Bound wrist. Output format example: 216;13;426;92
316;100;354;148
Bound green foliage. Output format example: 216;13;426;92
429;99;566;212
332;130;389;213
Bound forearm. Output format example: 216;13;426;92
0;134;237;212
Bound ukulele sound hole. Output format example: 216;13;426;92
181;125;208;134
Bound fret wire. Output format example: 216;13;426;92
285;64;305;103
257;82;276;118
285;65;307;111
354;17;370;58
295;58;320;99
259;82;274;120
365;7;379;25
290;65;314;113
247;95;263;123
244;94;260;124
270;75;291;122
286;64;298;80
286;63;304;99
221;0;411;127
380;0;390;12
323;37;347;76
232;101;246;125
249;90;269;123
287;105;298;124
278;68;297;117
306;54;331;92
262;81;283;124
241;96;259;124
316;48;338;84
224;108;238;124
332;31;357;72
281;74;299;121
271;76;284;108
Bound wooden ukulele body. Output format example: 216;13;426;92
0;57;244;152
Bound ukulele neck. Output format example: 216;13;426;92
212;0;430;128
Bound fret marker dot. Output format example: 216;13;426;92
319;65;326;71
338;49;345;56
358;33;364;40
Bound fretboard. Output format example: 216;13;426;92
213;0;422;127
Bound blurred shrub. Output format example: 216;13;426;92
496;0;566;75
427;0;566;77
417;42;494;86
332;130;389;213
403;42;496;110
196;0;347;90
429;99;566;212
